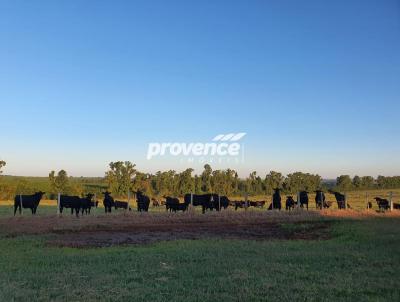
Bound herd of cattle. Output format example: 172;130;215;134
12;188;400;216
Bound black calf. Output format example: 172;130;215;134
114;200;131;210
285;196;296;211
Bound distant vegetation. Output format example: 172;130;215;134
0;160;400;200
0;160;5;175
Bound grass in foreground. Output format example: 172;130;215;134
0;217;399;301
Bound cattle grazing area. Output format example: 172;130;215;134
0;210;399;302
4;189;399;216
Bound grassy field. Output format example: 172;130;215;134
0;210;399;301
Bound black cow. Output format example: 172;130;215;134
80;193;95;215
172;202;190;212
183;194;229;213
215;196;230;211
249;200;266;208
13;191;45;215
234;200;246;210
60;195;81;217
299;191;309;210
165;197;180;212
374;197;400;210
374;197;390;211
315;190;329;210
249;201;257;208
136;191;150;212
103;191;115;213
200;194;219;212
329;190;351;209
165;197;190;213
114;200;131;210
268;188;282;210
285;196;296;211
184;194;211;213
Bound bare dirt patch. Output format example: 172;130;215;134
47;221;331;248
3;209;398;248
0;210;335;247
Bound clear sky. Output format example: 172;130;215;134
0;0;399;178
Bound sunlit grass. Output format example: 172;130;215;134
0;217;399;301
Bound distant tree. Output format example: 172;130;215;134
200;164;213;193
132;172;153;195
105;161;137;197
245;171;264;195
69;182;84;196
209;169;237;196
177;168;195;195
194;175;202;194
264;171;284;194
49;170;69;193
336;175;353;191
361;176;374;189
352;175;362;189
227;169;239;196
375;175;397;189
0;160;5;174
283;172;322;194
379;175;387;188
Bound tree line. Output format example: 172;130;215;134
0;160;400;200
104;162;400;198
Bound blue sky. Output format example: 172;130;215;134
0;0;399;178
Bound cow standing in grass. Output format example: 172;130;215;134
114;200;131;210
13;191;45;215
299;191;309;210
329;190;351;209
80;193;95;215
233;200;246;210
216;196;230;211
268;188;282;210
165;197;180;212
184;194;212;213
285;196;296;211
315;190;327;210
103;191;115;213
165;197;190;213
183;193;229;213
136;191;150;212
374;197;390;211
60;195;81;217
